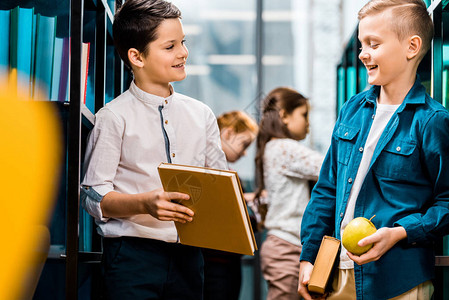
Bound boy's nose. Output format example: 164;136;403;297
359;50;369;61
179;46;189;58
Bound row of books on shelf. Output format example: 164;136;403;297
0;7;90;105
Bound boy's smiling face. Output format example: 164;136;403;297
358;10;411;88
140;18;188;87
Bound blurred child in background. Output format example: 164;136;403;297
254;87;323;300
202;110;258;300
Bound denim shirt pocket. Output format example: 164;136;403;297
373;139;418;180
334;123;359;165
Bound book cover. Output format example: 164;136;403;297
158;163;257;256
81;42;90;105
33;13;56;100
79;207;92;252
9;6;34;96
50;37;63;101
308;235;341;295
0;10;10;79
30;13;37;94
57;37;69;102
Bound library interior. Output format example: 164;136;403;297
1;0;448;299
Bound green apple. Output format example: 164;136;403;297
342;215;377;256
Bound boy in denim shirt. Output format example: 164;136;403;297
298;0;449;299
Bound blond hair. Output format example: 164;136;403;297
358;0;434;60
217;110;258;134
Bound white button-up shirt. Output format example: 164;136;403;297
81;81;227;242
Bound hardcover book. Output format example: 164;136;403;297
33;13;56;100
50;37;63;101
81;42;90;105
308;235;341;294
0;10;10;79
158;163;257;256
9;6;34;96
57;37;70;102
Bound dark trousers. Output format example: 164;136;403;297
202;249;242;300
102;236;204;300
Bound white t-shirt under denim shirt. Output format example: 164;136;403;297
263;138;324;246
81;81;227;243
340;102;400;269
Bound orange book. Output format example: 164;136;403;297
158;163;257;256
307;236;341;294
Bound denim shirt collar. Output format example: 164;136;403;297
363;76;427;111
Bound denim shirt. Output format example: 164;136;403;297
300;79;449;299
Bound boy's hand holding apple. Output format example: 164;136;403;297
343;215;407;265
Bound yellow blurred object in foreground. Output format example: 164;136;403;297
0;80;62;299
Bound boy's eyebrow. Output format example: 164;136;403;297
162;37;186;44
358;34;381;41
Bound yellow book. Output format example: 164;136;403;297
307;236;341;294
157;163;257;256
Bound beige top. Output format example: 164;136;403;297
263;138;323;246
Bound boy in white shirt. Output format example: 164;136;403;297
81;0;227;299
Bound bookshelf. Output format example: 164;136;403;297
66;1;127;299
0;0;127;299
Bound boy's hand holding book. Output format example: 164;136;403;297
142;188;194;223
300;236;340;298
298;261;327;300
100;189;194;222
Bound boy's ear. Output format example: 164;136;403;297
407;35;422;60
128;48;145;68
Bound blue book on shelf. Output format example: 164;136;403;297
33;14;56;100
79;208;92;252
58;37;70;102
85;74;95;113
50;36;64;101
107;0;116;14
84;42;95;113
10;6;34;96
0;10;10;80
30;13;37;92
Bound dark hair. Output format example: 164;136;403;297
254;87;308;225
113;0;181;68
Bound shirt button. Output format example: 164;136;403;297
165;120;168;125
348;178;353;183
344;132;348;137
340;212;344;218
165;99;168;104
172;153;175;158
359;147;364;152
396;146;401;152
372;114;375;119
